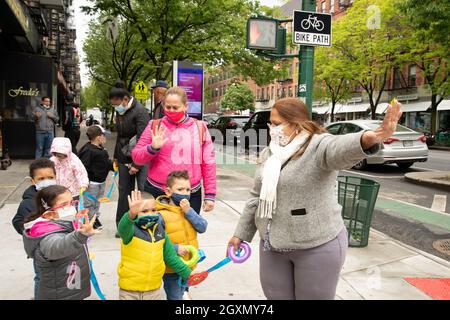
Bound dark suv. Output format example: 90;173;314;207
239;110;271;151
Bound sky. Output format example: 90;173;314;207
74;0;284;87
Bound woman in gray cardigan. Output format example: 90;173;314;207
228;98;402;300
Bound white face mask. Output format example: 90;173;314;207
35;179;57;191
56;206;77;221
269;123;294;146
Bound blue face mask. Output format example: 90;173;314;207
35;179;57;191
171;193;191;206
136;215;159;229
114;104;126;114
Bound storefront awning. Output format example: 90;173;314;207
437;100;450;111
400;101;430;112
312;105;330;114
335;103;370;114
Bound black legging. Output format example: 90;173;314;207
64;129;80;155
144;181;202;214
115;163;148;227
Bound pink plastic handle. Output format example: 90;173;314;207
228;242;251;263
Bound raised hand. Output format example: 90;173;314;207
78;214;100;236
361;99;403;149
177;244;190;256
151;125;169;150
127;190;146;219
202;200;215;213
373;99;403;142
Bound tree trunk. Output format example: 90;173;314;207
331;101;335;122
430;94;438;134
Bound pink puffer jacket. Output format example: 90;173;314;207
50;137;89;196
132;117;216;201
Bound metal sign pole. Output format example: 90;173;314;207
297;0;316;117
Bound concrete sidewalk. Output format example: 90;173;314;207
0;167;449;300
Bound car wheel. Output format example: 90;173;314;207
353;159;368;170
397;162;414;169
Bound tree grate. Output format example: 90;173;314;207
432;240;450;256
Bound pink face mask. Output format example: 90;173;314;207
165;110;185;123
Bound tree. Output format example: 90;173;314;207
333;0;409;119
83;18;153;91
220;83;255;112
314;46;353;122
82;0;286;86
398;0;450;133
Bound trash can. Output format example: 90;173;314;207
337;176;380;248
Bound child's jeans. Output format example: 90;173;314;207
163;273;185;300
33;259;40;299
119;288;161;300
85;182;106;218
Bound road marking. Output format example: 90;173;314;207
0;186;18;188
341;170;404;179
431;195;447;213
379;195;449;217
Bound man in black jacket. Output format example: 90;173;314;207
151;80;169;119
62;94;81;154
78;125;114;230
109;82;150;234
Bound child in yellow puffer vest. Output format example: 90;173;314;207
156;170;208;300
117;190;193;300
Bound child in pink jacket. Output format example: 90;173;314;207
131;87;216;216
50;137;89;197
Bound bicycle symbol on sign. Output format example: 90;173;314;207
301;14;325;32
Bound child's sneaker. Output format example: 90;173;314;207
93;218;103;230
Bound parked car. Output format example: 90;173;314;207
239;110;271;151
208;115;249;145
203;113;219;126
325;120;429;170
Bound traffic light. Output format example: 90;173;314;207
246;17;286;54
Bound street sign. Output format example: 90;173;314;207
293;11;332;47
134;81;148;101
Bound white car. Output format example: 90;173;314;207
326;120;429;170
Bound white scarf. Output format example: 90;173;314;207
257;132;310;219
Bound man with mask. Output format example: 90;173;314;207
109;81;150;237
33;96;59;158
62;94;81;154
151;80;169;119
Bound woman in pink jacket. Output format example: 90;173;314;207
50;137;89;198
132;86;216;214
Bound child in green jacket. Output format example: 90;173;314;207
117;190;193;300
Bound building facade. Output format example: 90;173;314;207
204;0;449;133
0;0;81;158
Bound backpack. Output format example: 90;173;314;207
151;118;206;146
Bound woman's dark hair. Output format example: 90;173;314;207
23;185;69;223
109;80;131;100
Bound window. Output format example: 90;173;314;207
288;86;293;97
326;124;343;135
322;1;326;13
271;87;274;100
330;0;335;13
408;65;417;87
277;88;281;98
257;89;260;100
393;68;402;89
341;124;362;134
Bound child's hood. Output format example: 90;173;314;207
50;137;73;158
23;220;77;258
155;195;182;214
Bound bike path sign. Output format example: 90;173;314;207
293;11;332;47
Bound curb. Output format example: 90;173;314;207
429;146;450;151
404;173;450;191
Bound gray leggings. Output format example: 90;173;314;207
259;227;348;300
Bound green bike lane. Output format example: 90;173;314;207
216;148;450;260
